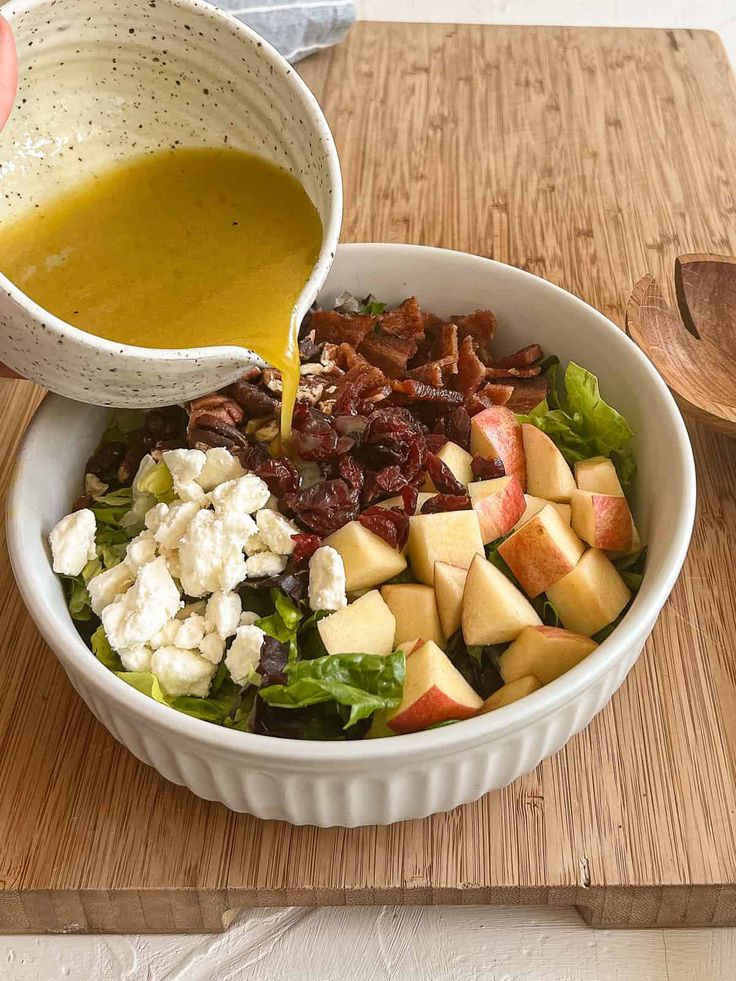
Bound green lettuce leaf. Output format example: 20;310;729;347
138;459;175;501
116;671;168;702
259;650;406;729
100;409;146;445
115;661;246;725
61;556;102;622
91;626;123;671
517;361;636;494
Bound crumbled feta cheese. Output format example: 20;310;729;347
162;448;207;503
119;644;153;672
209;474;270;515
160;547;182;580
152;500;201;550
149;618;181;649
197;447;245;492
87;562;135;616
151;646;216;697
225;625;265;686
239;611;261;626
178;509;256;596
204;590;242;639
245;551;288;579
256;509;298;555
244;532;268;556
125;530;157;572
199;632;226;664
144;502;169;534
49;509;97;576
173;613;206;650
308;546;347;612
176;600;207;620
102;557;181;651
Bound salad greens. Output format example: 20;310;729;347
518;361;636;495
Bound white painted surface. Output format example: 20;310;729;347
4;1;736;977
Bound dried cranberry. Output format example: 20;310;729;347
358;506;410;550
339;455;364;493
292;402;354;461
258;635;289;687
425;453;466;495
470;455;505;479
420;494;471;513
236;441;271;472
291;533;323;570
426;433;448;454
255;457;300;497
284;479;359;537
443;407;471;450
400;484;419;515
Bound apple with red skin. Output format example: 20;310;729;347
571;489;633;552
499;625;598;684
521;424;576;502
433;561;467;638
479;675;541;713
462;554;541;645
467;475;526;544
469;406;526;489
546;548;631;636
498;504;585;597
380;583;445;649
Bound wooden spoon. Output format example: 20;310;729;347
626;253;736;436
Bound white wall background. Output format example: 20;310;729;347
4;2;736;979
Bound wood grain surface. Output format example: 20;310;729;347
1;23;735;933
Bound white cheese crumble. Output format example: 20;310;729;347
152;500;201;550
239;611;261;627
226;625;265;686
244;551;288;579
87;562;135;616
199;632;226;664
144;502;169;534
204;590;242;640
119;643;153;673
125;530;157;572
197;447;245;492
101;557;181;651
244;532;269;556
178;509;256;596
162;448;207;504
256;508;298;555
173;613;206;650
49;509;97;576
308;546;348;612
209;474;270;515
151;646;216;697
149;619;181;650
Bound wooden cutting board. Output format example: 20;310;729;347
1;23;735;933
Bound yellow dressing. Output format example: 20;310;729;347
0;147;323;436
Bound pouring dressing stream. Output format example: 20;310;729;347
0;146;323;437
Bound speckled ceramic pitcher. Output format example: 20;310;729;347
0;0;341;406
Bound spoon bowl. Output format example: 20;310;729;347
0;0;341;406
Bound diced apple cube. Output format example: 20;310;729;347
479;676;542;713
512;494;571;532
574;456;624;496
317;590;396;655
521;424;576;502
324;520;407;591
546;548;631;637
467;475;525;544
499;625;598;684
571;489;633;552
433;561;467;638
422;440;474;491
397;638;424;656
498;504;585;597
462;554;542;645
407;511;484;585
469;406;526;489
380;583;445;649
383;640;483;734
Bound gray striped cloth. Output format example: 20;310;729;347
211;0;355;62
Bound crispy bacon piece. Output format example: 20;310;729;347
452;309;497;363
496;344;544;369
486;365;542;379
454;335;486;399
506;376;550;413
311;309;376;347
391;378;464;406
432;322;459;368
357;297;425;378
476;382;515;405
406;362;444;386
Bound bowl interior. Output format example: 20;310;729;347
7;244;696;762
1;0;336;227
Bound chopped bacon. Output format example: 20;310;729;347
476;382;515;405
432;323;459;368
379;296;425;342
407;362;444;386
452;309;497;363
506;376;550;413
356;297;425;379
496;344;544;369
454;335;486;399
391;378;464;406
311;309;376;348
333;362;391;415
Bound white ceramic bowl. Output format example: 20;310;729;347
8;244;696;827
0;0;341;406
